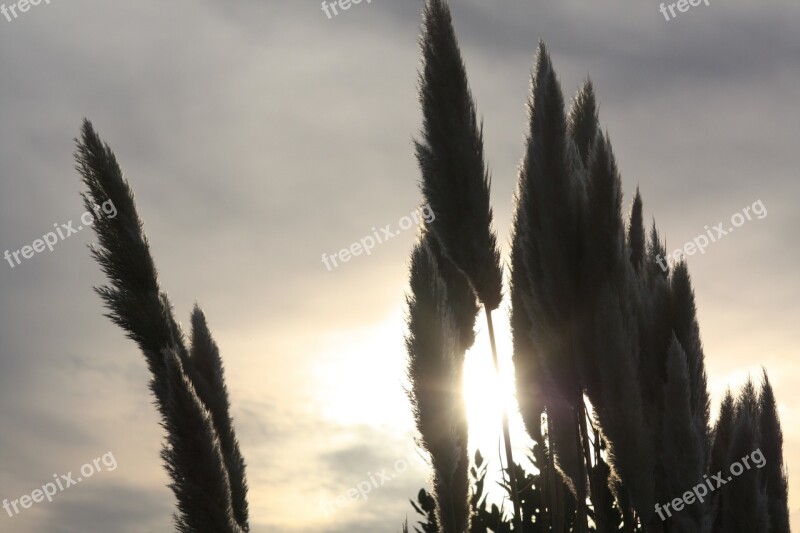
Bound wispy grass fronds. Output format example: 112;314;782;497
75;120;248;533
415;0;503;311
636;224;683;528
512;42;598;531
627;189;645;273
414;1;520;525
709;389;735;476
669;260;711;463
516;42;582;342
638;224;672;414
510;80;598;439
737;377;760;421
515;43;585;397
546;394;582;497
710;377;788;533
514;38;587;489
161;347;245;533
509;197;545;445
424;235;479;354
579;130;624;400
567;79;599;169
189;306;249;528
659;335;707;531
76;120;186;376
721;398;769;533
405;24;791;533
646;222;670;280
406;237;470;533
583;131;624;291
709;389;735;533
588;283;655;523
758;370;790;533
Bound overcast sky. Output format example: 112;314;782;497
1;0;799;531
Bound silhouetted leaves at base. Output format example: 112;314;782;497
410;449;640;532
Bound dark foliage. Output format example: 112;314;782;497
410;448;639;532
405;3;790;533
758;371;791;533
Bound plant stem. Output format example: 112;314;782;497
546;428;564;532
574;400;589;533
484;308;524;532
592;424;608;532
577;392;596;532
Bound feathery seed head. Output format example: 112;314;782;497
416;0;504;311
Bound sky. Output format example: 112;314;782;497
1;0;799;531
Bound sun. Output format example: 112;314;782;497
310;306;529;477
462;311;526;460
463;341;504;449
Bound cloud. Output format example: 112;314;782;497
0;0;798;531
33;483;173;533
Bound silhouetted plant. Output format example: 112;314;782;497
415;0;522;528
410;448;637;533
758;371;790;533
70;2;792;532
76;120;249;533
407;236;473;533
404;2;791;533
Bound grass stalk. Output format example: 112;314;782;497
484;308;523;531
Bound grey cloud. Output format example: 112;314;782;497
1;0;798;531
